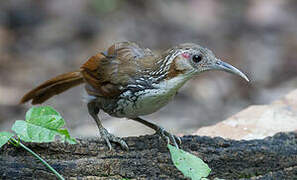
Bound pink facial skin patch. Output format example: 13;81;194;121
181;53;190;59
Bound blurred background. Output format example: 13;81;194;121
0;0;296;137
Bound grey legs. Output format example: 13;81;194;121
87;102;128;150
87;102;181;150
132;117;181;148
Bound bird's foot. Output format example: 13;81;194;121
155;127;181;148
99;127;129;151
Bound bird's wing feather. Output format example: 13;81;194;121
80;42;158;97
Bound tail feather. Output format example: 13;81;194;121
20;71;84;104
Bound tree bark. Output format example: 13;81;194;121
1;132;297;179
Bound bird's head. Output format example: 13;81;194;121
165;43;249;82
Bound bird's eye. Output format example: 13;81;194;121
192;54;203;63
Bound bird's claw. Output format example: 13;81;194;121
155;127;181;148
99;127;129;151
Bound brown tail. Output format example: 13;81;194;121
20;71;84;104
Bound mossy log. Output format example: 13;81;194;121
1;132;297;179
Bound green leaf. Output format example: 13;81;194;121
168;144;211;180
12;106;76;144
0;131;14;148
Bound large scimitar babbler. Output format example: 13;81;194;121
20;42;249;150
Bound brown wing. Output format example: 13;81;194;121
80;42;158;97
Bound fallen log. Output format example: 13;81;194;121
1;132;297;179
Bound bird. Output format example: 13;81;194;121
20;41;249;150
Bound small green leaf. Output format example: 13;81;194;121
168;144;211;180
0;131;14;148
26;106;64;129
12;106;76;144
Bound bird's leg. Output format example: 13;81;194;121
87;102;128;150
131;117;181;148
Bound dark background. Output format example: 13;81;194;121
0;0;296;137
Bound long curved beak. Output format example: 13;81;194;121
213;60;249;82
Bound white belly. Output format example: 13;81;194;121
114;74;191;118
115;88;176;118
